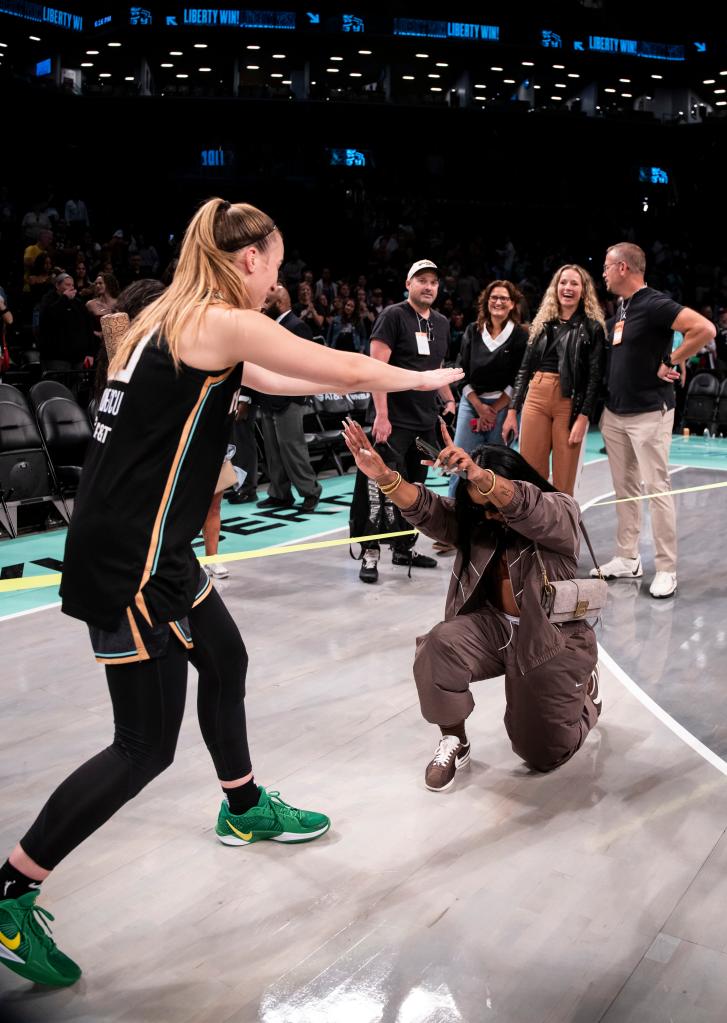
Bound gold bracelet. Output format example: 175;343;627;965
379;471;402;495
474;469;497;499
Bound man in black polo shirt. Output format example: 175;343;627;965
594;243;714;598
353;259;455;583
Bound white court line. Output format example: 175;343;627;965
0;524;350;624
585;462;727;777
598;645;727;777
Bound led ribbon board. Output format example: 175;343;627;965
393;18;499;41
0;0;82;30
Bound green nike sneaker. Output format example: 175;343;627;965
0;890;81;987
215;786;331;846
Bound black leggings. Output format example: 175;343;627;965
21;588;250;871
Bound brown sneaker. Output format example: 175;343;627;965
424;734;471;792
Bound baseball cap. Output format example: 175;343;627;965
406;259;438;280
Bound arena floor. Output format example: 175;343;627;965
2;435;727;1023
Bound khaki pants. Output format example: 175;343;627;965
600;406;676;572
519;372;583;495
413;607;598;773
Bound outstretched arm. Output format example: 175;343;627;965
202;307;464;396
243;362;346;396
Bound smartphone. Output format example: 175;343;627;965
415;436;468;478
504;429;516;447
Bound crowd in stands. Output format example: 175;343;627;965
1;185;727;402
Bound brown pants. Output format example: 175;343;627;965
520;372;582;495
599;406;677;572
413;606;599;773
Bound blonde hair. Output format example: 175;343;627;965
109;197;279;373
528;264;605;342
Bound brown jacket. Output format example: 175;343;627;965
401;481;587;676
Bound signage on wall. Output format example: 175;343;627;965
174;8;295;28
0;0;83;30
393;18;499;41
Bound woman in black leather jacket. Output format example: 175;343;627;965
502;264;605;495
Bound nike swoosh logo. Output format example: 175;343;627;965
227;821;253;841
575;683;584;688
0;929;21;951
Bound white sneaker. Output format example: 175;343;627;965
205;563;229;579
592;556;642;579
649;571;677;599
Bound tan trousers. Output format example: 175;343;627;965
599;406;676;572
519;372;582;495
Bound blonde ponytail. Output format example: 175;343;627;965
109;197;278;374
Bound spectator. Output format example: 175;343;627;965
281;248;306;290
64;196;90;238
504;265;606;497
328;297;368;353
258;285;322;512
74;258;95;300
21;202;52;244
86;273;120;338
596;242;715;598
294;281;325;336
38;272;95;372
315;267;337;304
28;254;55;309
120;252;147;288
448;309;466;363
136;235;159;276
23;229;54;290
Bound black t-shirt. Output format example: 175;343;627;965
605;287;683;415
370;301;450;429
539;322;565;374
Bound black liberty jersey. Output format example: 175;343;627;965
61;334;242;631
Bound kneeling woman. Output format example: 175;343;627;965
343;418;601;791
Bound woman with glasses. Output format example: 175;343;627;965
446;281;528;501
502;264;605;496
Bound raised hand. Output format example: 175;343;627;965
341;417;390;479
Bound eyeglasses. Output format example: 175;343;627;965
489;296;513;304
602;261;623;273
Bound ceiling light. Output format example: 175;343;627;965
161;62;173;68
86;50;99;55
310;80;316;84
81;62;93;67
522;61;534;66
272;53;285;59
271;73;283;78
504;79;515;84
550;95;562;100
436;62;448;67
430;87;442;92
474;83;487;88
125;76;134;81
330;56;343;61
621;92;632;97
29;35;41;41
568;73;579;78
326;67;340;73
282;79;291;84
552;63;564;69
0;43;7;47
402;75;414;80
350;72;362;77
99;73;111;78
199;67;211;72
717;100;727;106
194;43;207;48
176;73;188;79
428;73;440;78
358;49;372;55
415;53;428;58
170;51;183;56
246;65;259;70
534;84;541;89
108;42;121;47
715;88;726;94
619;77;631;83
651;74;663;79
246;44;260;50
554;83;566;88
604;87;616;93
491;66;503;71
704;79;716;84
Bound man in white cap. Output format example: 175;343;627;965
351;260;455;583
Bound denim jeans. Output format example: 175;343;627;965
447;395;508;497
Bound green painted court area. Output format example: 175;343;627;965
2;433;727;620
